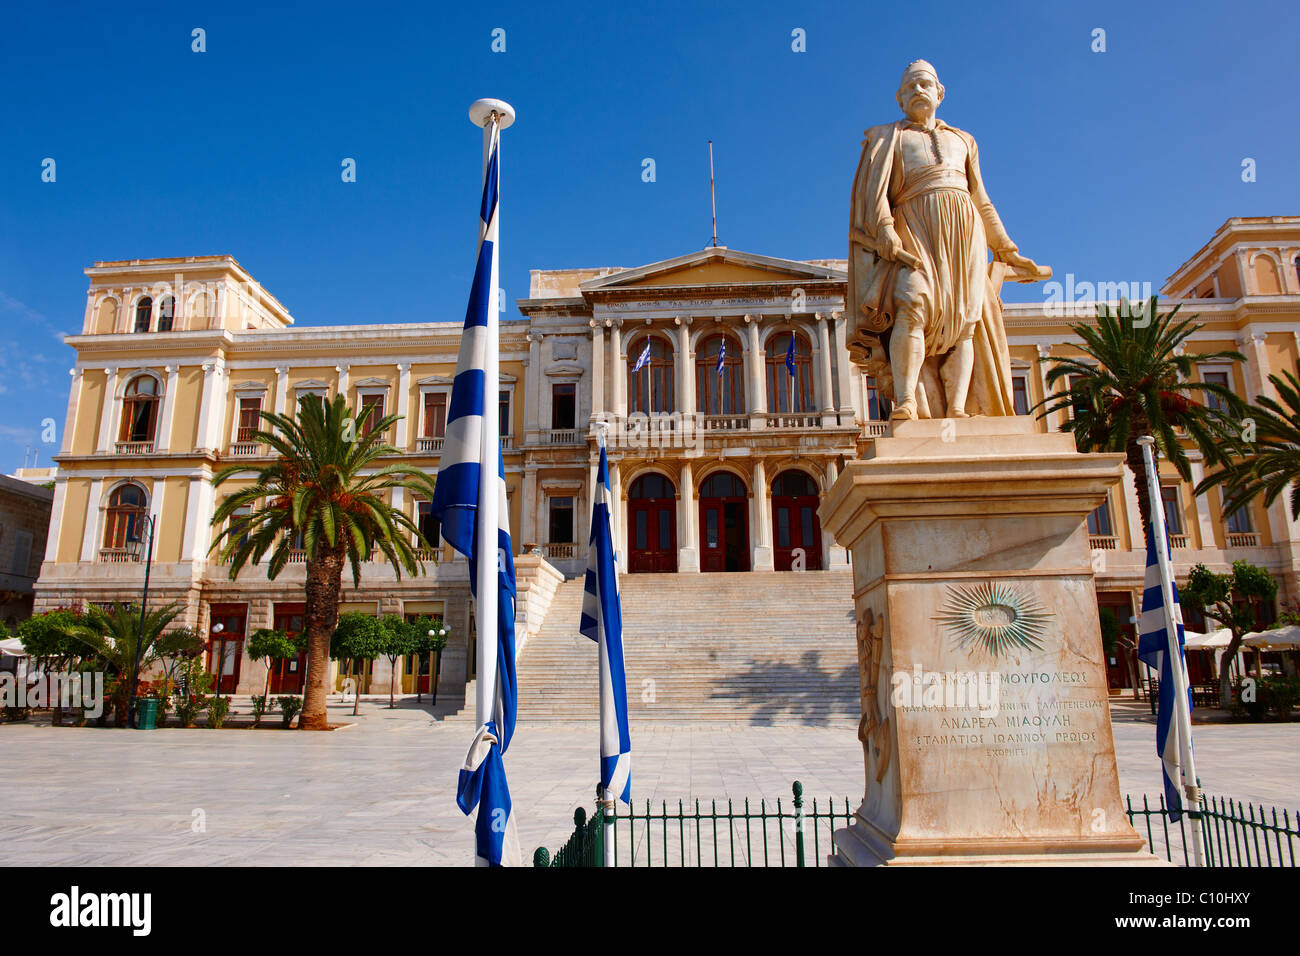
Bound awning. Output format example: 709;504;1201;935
0;637;27;657
1242;625;1300;650
1184;628;1232;649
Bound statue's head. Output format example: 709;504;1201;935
896;59;944;120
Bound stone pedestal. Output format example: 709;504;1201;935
820;417;1157;865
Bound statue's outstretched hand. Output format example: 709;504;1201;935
997;249;1051;281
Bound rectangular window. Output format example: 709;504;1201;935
416;501;440;548
1012;374;1030;416
1203;370;1231;414
1225;500;1254;534
359;394;385;436
1161;485;1184;536
776;508;790;548
499;391;510;438
423;393;447;438
548;496;574;544
865;377;892;421
237;397;262;442
552;383;576;430
1087;498;1113;536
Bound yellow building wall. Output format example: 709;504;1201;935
158;478;190;563
172;367;204;451
74;373;107;452
58;480;90;563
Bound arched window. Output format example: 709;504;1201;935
103;484;147;550
133;297;153;333
120;375;161;445
700;471;747;499
629;473;675;499
157;295;175;332
765;331;814;413
627;335;674;414
695;333;745;415
772;470;817;497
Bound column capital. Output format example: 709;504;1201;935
275;365;288;375
1035;344;1053;359
396;361;411;373
527;329;545;343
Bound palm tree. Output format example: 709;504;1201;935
70;603;185;725
1196;363;1300;520
1038;297;1244;540
210;395;437;730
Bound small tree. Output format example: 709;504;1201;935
70;603;185;725
1182;560;1279;708
16;609;90;725
154;627;205;699
247;628;301;721
377;614;415;709
330;613;386;716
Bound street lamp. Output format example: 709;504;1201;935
426;623;449;707
125;512;157;729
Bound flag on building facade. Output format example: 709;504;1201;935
716;337;726;374
579;441;631;804
1137;531;1193;820
632;339;651;373
784;333;796;376
430;116;520;866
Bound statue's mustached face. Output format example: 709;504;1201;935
898;73;942;117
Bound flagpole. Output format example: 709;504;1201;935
468;97;513;773
1137;435;1205;866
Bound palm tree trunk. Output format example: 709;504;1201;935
1125;438;1155;548
301;546;345;730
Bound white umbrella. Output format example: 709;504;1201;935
1184;628;1232;649
0;637;27;656
1242;625;1300;650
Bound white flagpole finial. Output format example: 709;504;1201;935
469;98;516;130
594;419;609;450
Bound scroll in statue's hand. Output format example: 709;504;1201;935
997;249;1051;282
870;225;922;270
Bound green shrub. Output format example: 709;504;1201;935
206;696;232;729
250;694;271;727
1264;676;1300;720
277;695;303;728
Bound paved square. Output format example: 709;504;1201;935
1;700;1295;866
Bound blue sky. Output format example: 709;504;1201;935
0;0;1296;474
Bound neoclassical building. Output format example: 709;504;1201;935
33;216;1300;701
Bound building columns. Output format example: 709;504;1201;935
81;479;103;563
395;362;411;450
831;311;857;423
156;365;180;452
609;322;626;418
522;467;539;546
96;367;119;452
745;315;767;418
751;459;774;571
823;459;849;567
590;322;605;425
611;460;626;572
678;461;699;572
274;366;289;417
1187;458;1218;550
675;317;695;417
62;368;83;456
526;331;543;442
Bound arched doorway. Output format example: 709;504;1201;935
628;473;677;573
699;471;750;572
772;470;822;571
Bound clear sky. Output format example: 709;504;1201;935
0;0;1296;475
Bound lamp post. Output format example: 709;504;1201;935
125;512;157;729
428;623;449;707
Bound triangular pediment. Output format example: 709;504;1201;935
581;247;844;292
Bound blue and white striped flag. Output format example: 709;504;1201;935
716;337;726;375
631;339;651;373
1137;531;1192;821
579;441;631;804
430;118;520;866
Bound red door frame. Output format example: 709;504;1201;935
699;495;750;572
772;487;822;571
628;496;677;573
208;603;247;695
270;603;307;694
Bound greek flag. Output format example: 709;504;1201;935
1137;532;1192;820
431;120;520;866
784;333;796;376
632;339;651;373
716;338;726;374
579;441;631;804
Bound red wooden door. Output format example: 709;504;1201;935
270;604;307;694
208;604;247;695
629;497;677;572
771;471;822;571
698;472;750;572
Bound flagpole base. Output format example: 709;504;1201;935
821;417;1160;865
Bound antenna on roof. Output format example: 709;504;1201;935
708;140;720;248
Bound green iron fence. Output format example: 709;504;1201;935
533;781;853;867
535;783;1300;867
1126;792;1299;866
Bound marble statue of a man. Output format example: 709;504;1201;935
847;60;1048;420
